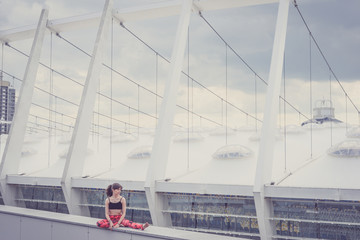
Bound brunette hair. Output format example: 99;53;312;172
106;183;123;197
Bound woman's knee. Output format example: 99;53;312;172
97;219;109;228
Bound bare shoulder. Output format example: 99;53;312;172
105;197;110;204
121;196;127;203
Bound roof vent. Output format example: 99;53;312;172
209;127;236;136
21;148;37;157
127;146;152;159
173;132;204;142
301;99;342;126
313;99;334;119
213;145;253;160
280;125;305;134
328;140;360;158
346;127;360;138
106;133;137;143
249;131;283;141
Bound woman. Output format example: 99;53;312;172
97;183;149;230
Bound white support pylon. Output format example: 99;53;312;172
253;0;290;239
61;0;113;216
144;0;193;227
0;9;49;207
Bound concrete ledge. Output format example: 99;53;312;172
0;205;242;240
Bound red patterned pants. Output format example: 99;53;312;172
97;215;144;230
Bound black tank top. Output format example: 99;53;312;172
108;197;123;210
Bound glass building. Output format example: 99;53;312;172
0;80;15;134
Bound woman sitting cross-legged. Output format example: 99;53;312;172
97;183;149;230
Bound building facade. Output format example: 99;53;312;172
0;80;15;134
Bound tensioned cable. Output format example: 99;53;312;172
56;33;224;128
293;0;360;114
119;22;263;125
309;34;313;158
6;43;85;87
1;43;3;78
283;53;287;172
199;12;267;85
345;93;348;131
97;63;100;148
29;101;134;135
329;70;333;146
59;30;254;130
56;33;159;99
119;23;244;125
26;118;125;136
225;43;228;144
155;53;158;124
6;32;222;130
254;74;258;132
137;84;140;136
127;106;130;133
56;34;177;120
4;70;142;133
187;26;190;171
4;44;159;126
31;102;75;121
48;32;54;167
199;11;310;122
2;70;78;107
110;18;114;168
28;114;73;130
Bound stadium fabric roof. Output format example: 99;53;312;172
4;122;360;200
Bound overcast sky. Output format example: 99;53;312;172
0;0;359;129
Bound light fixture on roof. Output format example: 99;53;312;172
173;132;204;142
212;145;253;160
59;148;93;159
280;125;305;134
105;133;137;143
21;147;37;157
249;130;283;141
127;145;152;159
58;134;72;144
346;127;360;138
327;140;360;158
209;126;236;136
301;99;343;126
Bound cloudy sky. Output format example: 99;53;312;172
0;0;359;130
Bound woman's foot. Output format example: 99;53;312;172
142;222;149;230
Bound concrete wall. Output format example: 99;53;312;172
0;205;242;240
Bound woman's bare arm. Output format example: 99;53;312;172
118;197;127;225
105;198;114;229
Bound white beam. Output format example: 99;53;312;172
265;185;360;202
156;181;254;196
144;0;193;227
0;9;49;206
6;175;62;187
61;0;113;216
71;178;145;191
0;0;278;43
194;0;278;12
253;0;290;239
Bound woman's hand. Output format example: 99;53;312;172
109;221;114;230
